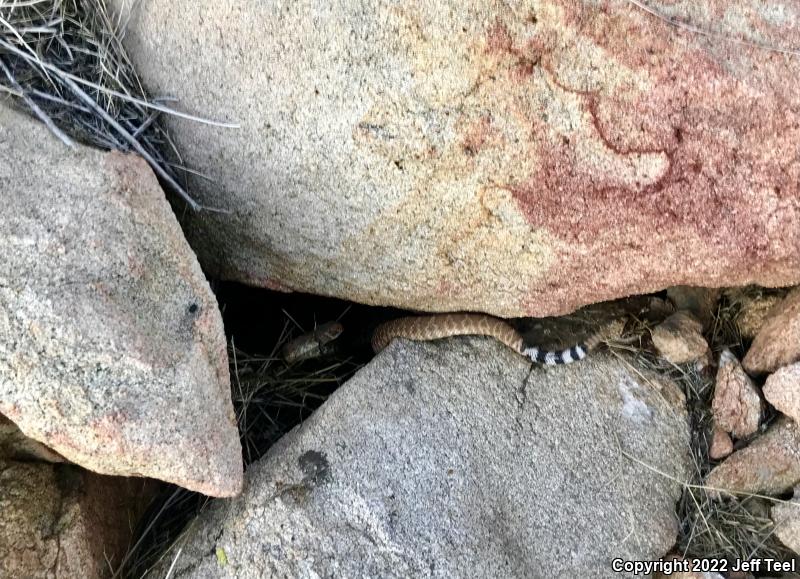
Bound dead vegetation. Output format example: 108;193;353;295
610;294;796;565
229;323;362;466
0;0;235;211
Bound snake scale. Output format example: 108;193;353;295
371;313;622;364
283;313;623;365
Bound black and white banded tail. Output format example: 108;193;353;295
520;318;624;365
522;344;587;365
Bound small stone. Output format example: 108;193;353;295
667;286;721;329
712;349;762;438
709;424;733;460
652;311;711;365
771;487;800;555
726;287;787;340
706;417;800;496
764;363;800;422
743;287;800;375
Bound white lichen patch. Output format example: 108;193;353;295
618;374;654;424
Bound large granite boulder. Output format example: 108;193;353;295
0;105;242;497
109;0;800;317
154;338;691;577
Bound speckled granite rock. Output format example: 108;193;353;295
152;339;691;578
771;487;800;556
709;424;733;460
108;0;800;317
712;349;762;438
744;287;800;375
0;414;64;463
764;363;800;423
0;105;242;497
652;312;710;365
706;418;800;496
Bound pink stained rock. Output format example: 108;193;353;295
712;349;763;438
709;424;733;461
706;418;800;496
0;106;242;497
764;363;800;423
107;0;800;317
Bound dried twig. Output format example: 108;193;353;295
0;53;74;146
0;0;238;211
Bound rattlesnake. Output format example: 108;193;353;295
283;314;624;365
371;313;623;364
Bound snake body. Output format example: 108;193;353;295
372;313;622;365
282;314;621;365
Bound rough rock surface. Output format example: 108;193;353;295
666;286;720;329
0;414;64;463
709;424;733;461
726;287;788;340
651;312;710;365
108;0;800;317
771;488;800;555
743;287;800;375
712;350;762;438
0;106;242;496
0;459;154;578
154;339;691;578
706;418;800;496
764;363;800;423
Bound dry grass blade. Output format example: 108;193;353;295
230;337;360;465
113;486;210;579
0;0;235;211
0;52;74;145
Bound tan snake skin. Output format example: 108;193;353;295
372;314;623;365
372;313;524;353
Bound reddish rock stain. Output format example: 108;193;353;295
486;19;514;53
479;3;800;313
234;268;294;293
460;114;495;156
